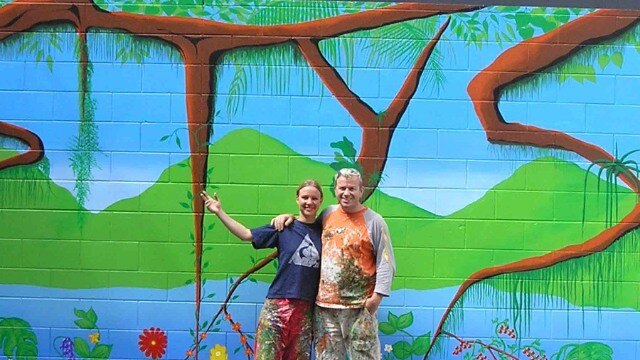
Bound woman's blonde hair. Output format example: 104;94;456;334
296;179;323;198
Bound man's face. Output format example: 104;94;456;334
334;176;363;213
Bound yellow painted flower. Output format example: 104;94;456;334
209;344;228;360
88;332;100;344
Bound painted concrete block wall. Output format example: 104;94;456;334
0;1;639;359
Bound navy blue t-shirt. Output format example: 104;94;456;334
250;220;322;302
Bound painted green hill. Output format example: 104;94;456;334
0;129;637;309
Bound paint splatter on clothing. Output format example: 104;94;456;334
316;205;396;308
254;298;314;360
314;306;381;360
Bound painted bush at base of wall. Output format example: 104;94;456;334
0;1;639;359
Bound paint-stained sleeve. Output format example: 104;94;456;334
368;210;396;296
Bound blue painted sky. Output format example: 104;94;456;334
1;14;639;214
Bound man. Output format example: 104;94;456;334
275;168;395;359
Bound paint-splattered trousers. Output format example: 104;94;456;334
314;306;381;360
254;298;314;360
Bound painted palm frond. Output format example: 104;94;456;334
88;30;182;64
582;147;640;230
0;25;75;71
358;17;445;93
219;43;313;117
246;0;390;26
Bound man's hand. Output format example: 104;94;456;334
200;191;221;215
364;292;383;314
271;214;295;231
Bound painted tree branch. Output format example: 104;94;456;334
442;331;518;360
425;10;640;358
0;121;44;171
185;251;278;359
296;16;453;199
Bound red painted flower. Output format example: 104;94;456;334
138;327;168;359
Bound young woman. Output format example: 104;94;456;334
200;180;323;360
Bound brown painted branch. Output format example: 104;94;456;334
0;1;480;53
469;9;640;190
296;38;377;127
182;51;216;360
297;19;452;199
0;121;44;171
426;10;640;358
184;251;278;360
442;331;518;360
385;17;450;123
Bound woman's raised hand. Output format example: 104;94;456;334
200;190;221;214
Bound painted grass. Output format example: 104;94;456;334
0;129;636;307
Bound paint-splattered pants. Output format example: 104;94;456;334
314;306;381;360
254;298;314;360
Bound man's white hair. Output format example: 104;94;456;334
334;168;363;188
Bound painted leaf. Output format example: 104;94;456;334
74;337;91;358
564;342;613;360
553;8;570;23
514;12;530;28
46;54;54;72
91;344;113;359
597;54;610;70
392;340;412;360
518;25;535;39
396;312;413;329
387;312;399;328
0;318;38;360
378;322;396;335
611;51;623;68
330;136;357;161
74;319;95;329
86;308;98;325
412;333;430;355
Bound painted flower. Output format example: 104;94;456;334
59;337;76;360
209;344;228;360
232;322;241;332
384;344;393;353
138;327;168;359
88;332;100;344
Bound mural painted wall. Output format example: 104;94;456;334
0;0;639;359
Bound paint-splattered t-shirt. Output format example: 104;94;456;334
316;205;395;308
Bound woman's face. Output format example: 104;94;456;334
296;185;323;218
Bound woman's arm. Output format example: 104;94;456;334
200;191;253;241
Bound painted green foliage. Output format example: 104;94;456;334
551;342;613;360
379;312;430;359
445;318;613;360
0;318;38;360
54;308;113;360
583;147;640;228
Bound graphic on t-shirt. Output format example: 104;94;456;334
289;234;320;268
